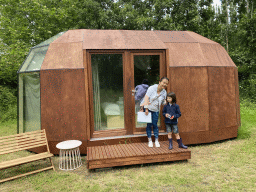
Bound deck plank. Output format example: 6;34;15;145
137;143;154;156
104;145;112;159
103;145;112;159
130;143;144;156
109;145;119;159
135;143;149;157
115;145;126;158
97;146;104;159
100;146;107;159
161;141;174;153
105;145;115;159
92;146;96;160
87;147;91;160
120;143;132;157
125;143;138;157
113;145;123;158
142;142;159;155
153;143;166;154
95;146;100;160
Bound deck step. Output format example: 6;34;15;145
87;141;191;169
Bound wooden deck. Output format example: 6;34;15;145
87;141;191;169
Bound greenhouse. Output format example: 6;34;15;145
18;32;65;134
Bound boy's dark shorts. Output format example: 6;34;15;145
166;124;179;134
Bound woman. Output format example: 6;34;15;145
140;77;169;148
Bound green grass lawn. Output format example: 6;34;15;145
0;99;255;192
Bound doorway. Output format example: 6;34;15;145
131;51;166;134
88;50;166;138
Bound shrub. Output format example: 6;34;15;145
0;85;17;122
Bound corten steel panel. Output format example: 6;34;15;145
41;42;83;70
209;126;238;142
82;29;125;50
208;67;237;136
40;69;87;153
52;30;83;43
186;31;218;44
169;67;209;133
120;30;166;49
178;131;211;144
199;44;236;67
166;43;205;67
81;29;166;50
154;31;199;43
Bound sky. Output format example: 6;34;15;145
212;0;221;7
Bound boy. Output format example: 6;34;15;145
162;92;188;150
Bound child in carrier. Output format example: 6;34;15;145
162;92;188;150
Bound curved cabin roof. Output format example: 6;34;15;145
154;31;235;67
19;29;236;72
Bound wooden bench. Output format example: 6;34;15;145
0;129;55;183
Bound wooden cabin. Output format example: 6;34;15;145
18;29;240;155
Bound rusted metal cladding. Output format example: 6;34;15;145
154;30;217;44
165;43;236;67
208;67;238;141
166;43;205;67
185;31;217;44
199;44;236;67
169;67;210;143
41;42;83;70
81;29;166;49
40;69;87;154
154;31;197;43
168;66;239;144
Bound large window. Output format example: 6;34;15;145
91;54;124;131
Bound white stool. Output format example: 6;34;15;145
56;140;82;170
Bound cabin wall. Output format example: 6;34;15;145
169;67;211;144
40;69;87;154
168;66;240;144
208;67;238;141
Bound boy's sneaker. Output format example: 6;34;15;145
155;140;160;147
148;141;153;147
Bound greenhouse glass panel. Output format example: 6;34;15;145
18;72;40;133
19;46;48;72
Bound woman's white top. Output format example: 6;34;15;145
140;84;167;112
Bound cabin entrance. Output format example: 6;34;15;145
88;50;166;139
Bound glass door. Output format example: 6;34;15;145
90;54;125;133
131;51;166;134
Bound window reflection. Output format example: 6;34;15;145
91;54;124;130
134;55;160;128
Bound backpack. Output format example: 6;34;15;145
135;84;149;101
